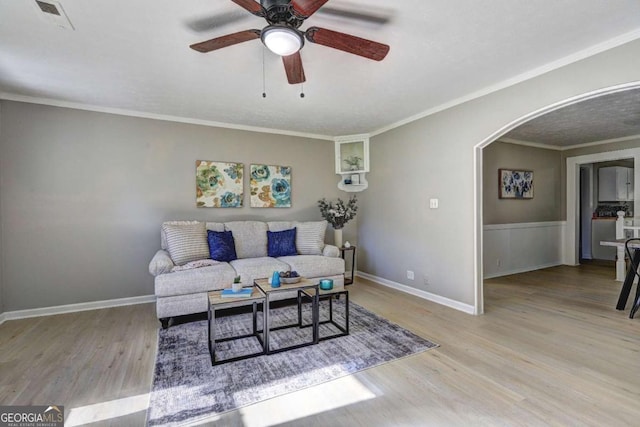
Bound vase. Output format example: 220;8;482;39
334;228;343;248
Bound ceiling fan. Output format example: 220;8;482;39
189;0;390;85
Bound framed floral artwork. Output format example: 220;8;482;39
499;169;534;199
250;164;291;208
196;160;243;207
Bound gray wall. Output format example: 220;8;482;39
483;141;562;224
360;39;640;306
0;101;345;312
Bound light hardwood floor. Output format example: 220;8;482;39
1;264;639;426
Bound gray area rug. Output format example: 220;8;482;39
147;299;438;426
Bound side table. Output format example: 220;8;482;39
340;246;356;285
300;286;349;341
254;278;319;354
207;287;266;366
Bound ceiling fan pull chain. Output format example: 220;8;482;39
262;47;267;98
300;82;305;98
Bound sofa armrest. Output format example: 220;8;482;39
323;244;340;258
149;249;175;276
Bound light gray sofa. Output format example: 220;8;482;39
148;220;345;328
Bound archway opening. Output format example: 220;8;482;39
474;82;640;314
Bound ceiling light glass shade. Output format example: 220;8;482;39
261;26;303;56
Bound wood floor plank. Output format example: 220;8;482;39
1;265;639;425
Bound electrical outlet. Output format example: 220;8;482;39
424;275;429;286
496;259;501;267
407;270;415;280
429;198;439;209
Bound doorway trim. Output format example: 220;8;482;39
565;148;640;266
473;81;640;315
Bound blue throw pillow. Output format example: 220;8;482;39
267;228;297;257
207;230;237;262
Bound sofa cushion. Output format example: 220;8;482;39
207;230;238;262
267;228;297;257
267;221;295;232
229;257;290;285
224;221;268;258
278;255;345;278
294;221;327;255
205;222;225;232
155;263;237;297
161;222;209;266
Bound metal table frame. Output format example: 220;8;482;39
619;239;640;318
207;288;266;365
340;246;356;285
254;279;320;354
300;288;349;341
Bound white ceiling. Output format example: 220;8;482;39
503;88;640;148
1;0;640;138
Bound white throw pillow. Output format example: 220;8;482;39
161;222;209;266
160;220;199;249
294;221;327;255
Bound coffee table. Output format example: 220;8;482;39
301;285;349;341
254;278;319;354
207;287;266;365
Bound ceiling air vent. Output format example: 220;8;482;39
33;0;74;30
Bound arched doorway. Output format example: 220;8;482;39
473;82;640;314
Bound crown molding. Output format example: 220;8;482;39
497;138;563;151
0;92;334;141
370;28;640;138
2;28;640;142
497;134;640;152
559;133;640;151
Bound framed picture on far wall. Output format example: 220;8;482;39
196;160;244;207
499;169;534;199
250;164;292;207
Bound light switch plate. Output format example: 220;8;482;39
429;198;439;209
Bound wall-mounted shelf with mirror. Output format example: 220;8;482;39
335;135;369;192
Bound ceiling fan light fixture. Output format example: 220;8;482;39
261;25;303;56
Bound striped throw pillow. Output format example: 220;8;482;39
162;222;209;266
295;221;327;255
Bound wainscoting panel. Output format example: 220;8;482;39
483;221;565;279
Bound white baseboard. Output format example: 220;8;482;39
483;262;563;279
0;295;156;325
356;271;476;315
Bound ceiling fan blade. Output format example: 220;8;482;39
190;29;261;53
291;0;329;18
185;11;251;33
282;52;306;84
305;27;389;61
318;6;391;25
231;0;264;16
